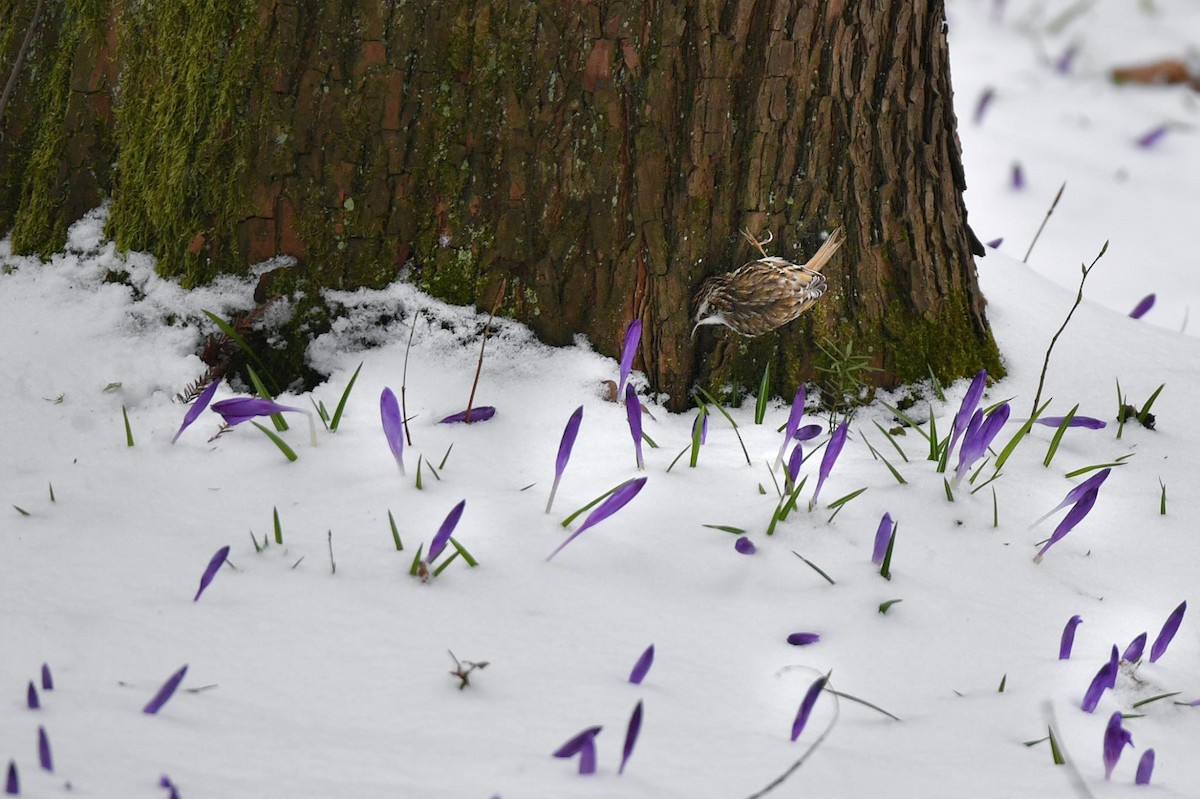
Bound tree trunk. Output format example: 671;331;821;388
1;0;1001;411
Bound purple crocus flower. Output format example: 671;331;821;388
554;725;602;775
1122;632;1148;663
619;700;643;775
193;545;230;602
793;424;822;442
954;403;1010;485
625;385;644;470
428;500;466;563
872;513;894;566
26;681;39;709
692;411;708;445
986;237;1004;249
974;87;995;125
546;406;584;513
439;406;496;424
949;370;987;459
548;477;647;560
380;387;405;476
212;397;317;446
143;664;188;715
617;319;642;398
808;422;848;510
1103;711;1133;779
1034;415;1106;430
1149;601;1186;663
786;633;820;646
791;676;827;741
1136;124;1168;149
37;726;52;772
1030;468;1111;528
775;386;807;469
1034;485;1099;563
160;775;181;799
171;379;220;444
5;761;17;796
1055;44;1077;74
1136;749;1155;785
40;664;52;691
1081;654;1117;712
628;644;654;684
1129;294;1155;319
1011;162;1025;190
1104;645;1119;690
1059;615;1083;659
786;444;803;486
735;536;757;555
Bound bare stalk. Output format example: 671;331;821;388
1023;182;1066;263
0;0;46;126
400;310;420;445
464;279;508;423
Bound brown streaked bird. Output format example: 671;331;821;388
692;227;844;338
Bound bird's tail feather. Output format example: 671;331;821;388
804;227;844;275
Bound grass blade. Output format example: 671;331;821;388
754;362;771;424
273;506;283;545
122;405;135;447
202;310;278;393
250;422;298;462
703;524;746;534
561;481;625;528
872;420;910;462
1043;404;1078;467
825;687;901;721
246;364;288;431
438;443;454;470
330;361;363;432
993;398;1052;472
878;401;932;444
388;510;403;550
695;387;751;465
1138;383;1165;425
879;526;896;580
449;536;478;567
793;551;836;585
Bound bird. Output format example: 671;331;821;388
692;226;845;338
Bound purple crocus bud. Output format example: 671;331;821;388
193;545;230;602
1103;711;1133;779
872;513;894;566
1135;748;1155;785
5;761;17;796
954;402;1011;485
735;536;757;555
1034;416;1106;430
786;444;803;486
439;406;496;424
380;387;405;476
949;370;987;459
986;237;1004;249
786;633;820;646
1129;294;1155;319
775;386;807;469
548;477;648;561
37;726;52;772
554;725;602;775
790;676;827;741
1136;125;1168;149
578;734;597;775
809;422;848;510
974;87;995;125
1034;486;1099;563
26;681;38;709
1011;162;1025;190
143;664;188;715
160;775;181;799
1122;632;1148;663
428;499;466;563
628;644;654;684
212;397;317;446
1059;615;1083;659
1081;656;1117;712
40;664;52;691
1030;468;1111;528
793;424;822;442
619;700;643;775
692;411;708;445
1149;601;1186;663
1104;645;1119;690
617;319;642;398
625;385;644;470
546;406;584;513
171;379;220;444
1055;44;1077;74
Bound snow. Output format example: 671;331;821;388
2;1;1199;796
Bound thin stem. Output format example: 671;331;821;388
0;0;46;125
401;310;420;446
465;279;507;423
1023;182;1066;263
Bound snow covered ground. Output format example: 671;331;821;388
2;1;1198;797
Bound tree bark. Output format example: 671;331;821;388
1;0;1001;411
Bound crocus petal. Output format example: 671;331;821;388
26;681;39;709
617;319;642;397
40;663;52;691
547;406;584;513
211;397;304;426
1059;615;1083;659
171;379;220;443
949;369;988;458
554;725;603;758
143;664;188;714
1034;486;1099;562
1136;124;1168;149
986;237;1004;249
809;422;848;509
974;87;994;125
775;386;806;469
793;424;822;442
428;500;466;563
193;545;230;602
628;645;654;685
1055;45;1077;74
1081;657;1117;712
625;385;644;470
548;477;647;560
791;676;827;741
619;700;643;775
578;734;597;775
1030;469;1111;528
380;387;405;475
1034;415;1107;430
1011;163;1025;190
1149;601;1186;663
1129;294;1156;319
735;536;757;555
1102;711;1133;780
5;761;17;795
786;443;803;486
37;726;52;772
955;403;1011;484
692;411;708;446
872;513;894;565
1122;632;1147;663
786;633;820;646
439;406;496;424
1104;645;1120;689
1135;748;1155;785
